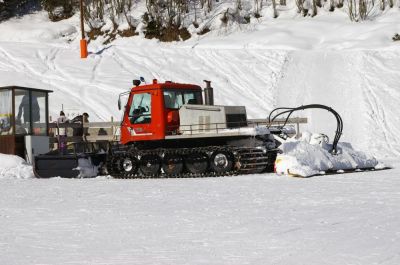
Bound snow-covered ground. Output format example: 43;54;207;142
1;164;399;265
1;5;400;264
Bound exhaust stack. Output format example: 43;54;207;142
203;80;214;105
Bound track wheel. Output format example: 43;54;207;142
211;151;233;173
185;153;209;175
106;154;122;176
139;154;161;176
162;154;183;176
119;155;138;177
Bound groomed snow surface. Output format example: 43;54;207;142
1;167;400;265
1;6;400;265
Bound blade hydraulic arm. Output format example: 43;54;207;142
268;104;343;154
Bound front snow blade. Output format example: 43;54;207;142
34;155;80;178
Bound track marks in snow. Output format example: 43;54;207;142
182;48;288;117
1;41;399;157
361;52;400;157
0;45;27;73
274;51;400;156
0;43;122;120
105;46;289;118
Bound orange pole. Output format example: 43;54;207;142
80;39;88;58
80;0;88;59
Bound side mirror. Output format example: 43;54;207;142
118;97;121;110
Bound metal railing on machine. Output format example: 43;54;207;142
45;117;307;149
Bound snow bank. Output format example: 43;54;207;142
275;133;379;177
0;12;77;43
0;153;34;179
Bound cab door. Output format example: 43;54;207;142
129;92;152;129
121;90;164;143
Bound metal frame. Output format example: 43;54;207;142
0;86;53;157
0;86;54;94
166;118;307;136
11;88;15;136
43;117;307;147
0;86;53;137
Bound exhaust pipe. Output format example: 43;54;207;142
203;80;214;105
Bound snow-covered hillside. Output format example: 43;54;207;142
1;9;400;158
1;4;400;264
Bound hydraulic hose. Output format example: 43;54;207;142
267;104;343;154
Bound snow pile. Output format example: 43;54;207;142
0;12;77;43
275;133;379;177
0;153;34;179
74;158;99;178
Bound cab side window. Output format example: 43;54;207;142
163;90;202;109
163;91;183;109
129;93;151;124
183;91;202;105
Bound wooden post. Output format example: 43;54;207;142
82;116;86;142
80;0;88;59
11;88;15;137
111;116;114;140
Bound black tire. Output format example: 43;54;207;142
139;154;161;176
185;152;209;174
210;151;233;173
162;154;184;176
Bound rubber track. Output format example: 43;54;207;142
106;146;277;179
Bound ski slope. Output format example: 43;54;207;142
1;8;400;264
277;50;400;158
1;43;400;158
0;11;400;158
0;41;287;120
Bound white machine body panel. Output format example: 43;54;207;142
25;135;50;164
179;104;247;134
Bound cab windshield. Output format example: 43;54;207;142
163;89;202;109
